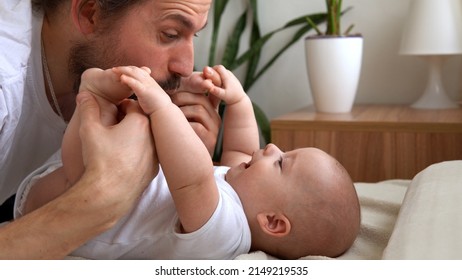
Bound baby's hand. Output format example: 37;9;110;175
177;66;222;94
112;66;171;115
205;65;247;106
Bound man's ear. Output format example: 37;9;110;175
256;212;291;237
71;0;98;35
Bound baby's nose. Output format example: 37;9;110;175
263;143;279;155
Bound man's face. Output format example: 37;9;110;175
69;0;211;93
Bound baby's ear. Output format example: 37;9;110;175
256;212;291;237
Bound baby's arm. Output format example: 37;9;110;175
114;66;218;234
206;65;259;167
62;67;152;186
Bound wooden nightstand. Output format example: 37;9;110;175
270;105;462;182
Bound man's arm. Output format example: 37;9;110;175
0;93;157;259
0;171;127;259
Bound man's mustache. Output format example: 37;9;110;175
158;74;181;92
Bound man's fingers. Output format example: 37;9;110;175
76;91;101;127
118;99;143;115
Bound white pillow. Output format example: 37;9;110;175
382;161;462;259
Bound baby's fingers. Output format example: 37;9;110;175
203;66;222;87
207;85;226;101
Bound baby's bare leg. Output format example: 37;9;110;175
22;166;70;215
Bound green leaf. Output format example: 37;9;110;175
337;0;343;33
209;0;230;65
230;13;327;72
221;10;248;68
249;0;258;21
305;16;323;35
344;23;355;35
204;3;349;160
253;102;271;145
248;23;316;90
285;12;327;26
249;15;328;90
244;3;262;90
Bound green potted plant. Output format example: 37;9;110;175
306;0;354;36
204;0;328;161
304;0;363;113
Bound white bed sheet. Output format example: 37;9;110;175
5;160;460;260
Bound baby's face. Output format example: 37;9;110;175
226;145;332;214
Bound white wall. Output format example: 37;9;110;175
194;0;462;119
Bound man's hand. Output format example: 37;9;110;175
0;92;159;260
77;92;158;215
173;66;223;156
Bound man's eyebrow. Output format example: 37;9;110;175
164;14;208;31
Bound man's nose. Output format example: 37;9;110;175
169;42;194;77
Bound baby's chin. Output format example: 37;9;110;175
225;163;246;185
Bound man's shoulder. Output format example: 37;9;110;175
0;0;35;82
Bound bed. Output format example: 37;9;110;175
4;160;461;260
236;160;462;260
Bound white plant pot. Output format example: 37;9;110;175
305;36;363;113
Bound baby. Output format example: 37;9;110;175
18;65;360;259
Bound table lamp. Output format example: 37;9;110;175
400;0;462;109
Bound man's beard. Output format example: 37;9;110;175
68;37;181;95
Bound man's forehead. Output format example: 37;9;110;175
146;0;211;28
162;13;208;31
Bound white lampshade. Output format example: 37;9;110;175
400;0;462;55
399;0;462;109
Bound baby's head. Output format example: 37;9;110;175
226;144;360;259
